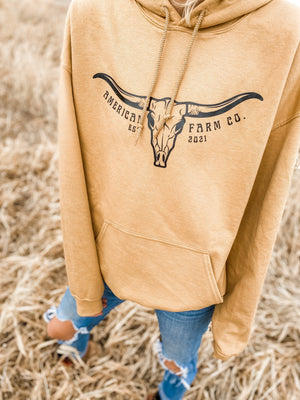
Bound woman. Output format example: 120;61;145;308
44;0;300;398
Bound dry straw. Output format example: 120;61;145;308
0;0;299;399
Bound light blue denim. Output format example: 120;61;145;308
44;280;215;400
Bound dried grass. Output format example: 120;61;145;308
0;1;299;399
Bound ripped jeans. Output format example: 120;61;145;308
44;280;215;400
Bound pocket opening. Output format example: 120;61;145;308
95;219;223;311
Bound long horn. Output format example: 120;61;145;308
183;92;263;118
93;72;147;110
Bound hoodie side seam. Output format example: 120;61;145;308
271;113;300;132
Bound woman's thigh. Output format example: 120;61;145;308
154;304;215;365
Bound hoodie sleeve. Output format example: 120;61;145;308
57;4;104;317
211;44;300;361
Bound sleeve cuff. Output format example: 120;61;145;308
74;298;103;317
212;343;235;361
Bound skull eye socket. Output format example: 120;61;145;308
147;112;155;130
174;118;185;135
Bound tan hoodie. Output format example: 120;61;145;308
57;0;300;361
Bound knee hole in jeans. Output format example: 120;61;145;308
153;335;191;390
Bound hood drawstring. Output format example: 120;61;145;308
135;5;170;145
134;6;207;145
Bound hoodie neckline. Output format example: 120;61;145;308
135;0;274;33
135;2;247;35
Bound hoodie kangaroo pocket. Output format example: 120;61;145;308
96;219;223;311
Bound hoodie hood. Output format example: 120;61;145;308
135;0;274;29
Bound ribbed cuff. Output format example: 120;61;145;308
212;343;234;361
75;298;103;317
213;350;231;361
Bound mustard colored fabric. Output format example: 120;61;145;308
57;0;300;361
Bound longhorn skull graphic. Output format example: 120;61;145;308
93;73;263;168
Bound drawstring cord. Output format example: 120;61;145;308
134;6;170;145
154;8;206;140
135;6;207;144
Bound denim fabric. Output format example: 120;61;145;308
44;281;215;400
154;305;215;399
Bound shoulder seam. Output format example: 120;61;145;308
271;113;300;131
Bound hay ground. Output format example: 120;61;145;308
0;0;299;399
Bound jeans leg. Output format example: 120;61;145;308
154;304;215;400
43;280;125;358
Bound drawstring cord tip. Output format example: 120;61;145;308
134;125;142;145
